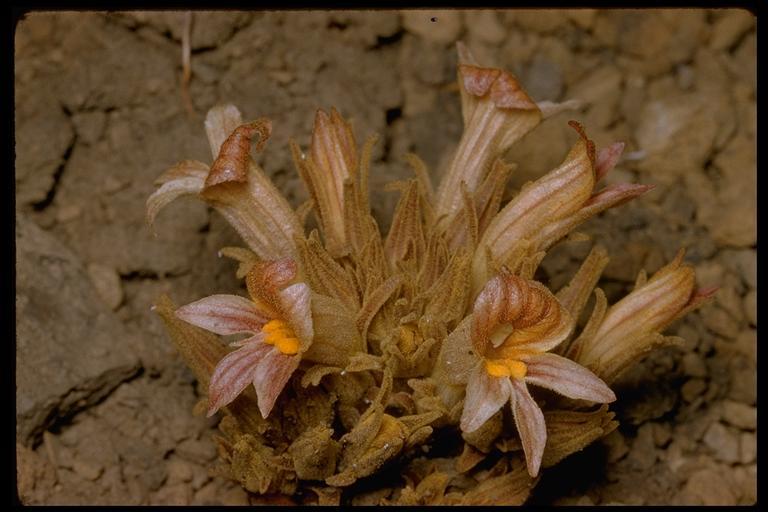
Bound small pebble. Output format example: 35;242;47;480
743;290;756;326
176;437;217;465
72;459;103;481
86;263;124;310
682;352;708;378
651;422;672;447
682;468;737;505
402;10;462;45
720;400;756;430
56;204;82;223
709;10;755;51
681;378;707;402
166;458;194;485
739;432;756;464
702;422;740;464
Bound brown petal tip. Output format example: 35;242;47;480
583;183;655;209
459;64;539;111
689;286;719;305
595;142;626;182
204;118;272;190
567;120;596;166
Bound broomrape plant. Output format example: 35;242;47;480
147;43;714;505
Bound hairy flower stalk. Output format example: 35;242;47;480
147;44;713;505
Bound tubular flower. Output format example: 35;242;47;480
175;258;313;418
434;58;541;227
147;105;303;261
293;108;358;257
438;270;615;477
471;123;653;295
568;249;717;384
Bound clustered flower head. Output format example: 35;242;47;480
147;44;714;505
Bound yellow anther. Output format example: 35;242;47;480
274;337;300;355
262;319;289;333
484;359;528;380
505;359;528;380
261;319;300;355
485;360;511;377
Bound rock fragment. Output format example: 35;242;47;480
16;215;141;446
709;9;755;51
702;422;740;464
720;401;756;430
87;263;124;310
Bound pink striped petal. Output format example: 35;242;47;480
460;362;512;433
533;183;654;252
175;294;270;335
207;339;271;416
584;182;655;208
522;352;616;403
253;351;301;418
509;379;546;477
595;142;625;182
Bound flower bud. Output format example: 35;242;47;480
435;63;541;226
294;108;358;257
570;250;715;383
471;127;595;293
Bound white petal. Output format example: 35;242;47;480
153;159;210;185
175;294;270;335
279;283;313;349
253;351;300;418
204;104;243;160
522;352;616;403
509;379;546;477
460;362;511;433
207;339;271;416
146;172;205;227
595;142;625;181
536;98;584;119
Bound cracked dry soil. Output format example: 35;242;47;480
15;9;755;505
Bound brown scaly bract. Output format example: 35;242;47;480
147;43;715;505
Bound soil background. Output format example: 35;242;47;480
15;9;756;505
